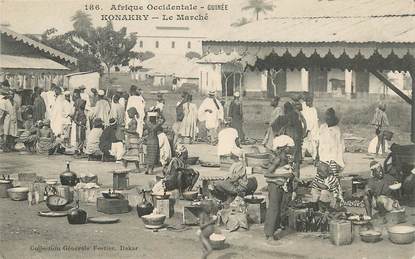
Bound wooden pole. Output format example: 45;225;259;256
370;70;412;105
410;70;415;143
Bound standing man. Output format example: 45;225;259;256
301;96;319;162
2;90;18;151
228;91;245;143
126;85;146;136
50;86;64;136
172;76;178;92
42;84;57;120
91;90;111;126
198;90;224;145
263;96;283;150
371;103;390;155
79;85;91;112
62;91;74;148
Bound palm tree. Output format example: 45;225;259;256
242;0;275;21
71;10;93;36
231;17;251;27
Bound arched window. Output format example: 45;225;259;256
171;41;175;48
187;41;191;49
139;41;143;48
155;41;159;48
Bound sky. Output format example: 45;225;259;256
0;0;247;35
1;0;414;35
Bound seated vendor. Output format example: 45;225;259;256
209;152;257;205
154;145;199;196
85;118;104;159
217;119;244;162
364;161;400;217
311;160;343;212
37;119;64;155
264;135;296;240
18;114;38;152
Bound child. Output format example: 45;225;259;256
311;160;343;211
123;107;141;169
155;93;165;113
198;202;217;259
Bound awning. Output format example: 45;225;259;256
203;15;415;72
0;55;70;71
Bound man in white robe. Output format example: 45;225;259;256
217;120;243;159
91;90;111;126
79;85;91;112
1;91;18;151
198;91;224;145
50;87;65;136
41;84;58;120
62;91;74;147
301;96;319;160
125;85;145;136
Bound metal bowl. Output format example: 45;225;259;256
360;230;382;243
210;233;226;249
46;195;69;211
388;225;415;244
141;214;166;227
182;190;199;201
102;192;124;199
244;194;265;204
186;157;199;165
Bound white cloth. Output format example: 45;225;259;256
368;136;390;154
91;99;111;126
158;132;172;166
125;95;145;136
179;102;198;139
42;90;56;120
198;97;224;129
80;92;91;111
318;124;345;168
217;127;242;157
110;142;124;160
155;101;164;112
2;99;18;137
273;135;295;150
0;96;6;135
50;95;66;135
119;97;126;108
62;100;74;125
302;106;319;140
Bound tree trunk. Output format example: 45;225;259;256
106;64;111;80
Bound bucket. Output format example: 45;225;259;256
0;180;13;198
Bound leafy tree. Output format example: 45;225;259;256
71;10;93;37
185;51;202;59
231;17;251;27
88;21;137;78
242;0;274;21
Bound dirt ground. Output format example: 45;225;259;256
1;149;415;259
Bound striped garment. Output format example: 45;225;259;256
311;174;341;197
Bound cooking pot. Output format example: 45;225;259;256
136;189;154;217
60;161;79;186
67;201;87;224
388;225;415;244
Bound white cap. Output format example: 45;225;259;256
234;91;240;97
273;135;295;150
97;90;105;96
64;91;71;96
412;168;415;175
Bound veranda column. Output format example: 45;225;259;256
300;68;309;92
344;69;352;98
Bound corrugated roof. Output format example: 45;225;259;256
0;55;70;70
206;15;415;44
0;26;77;64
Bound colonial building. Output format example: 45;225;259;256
134;26;205;57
